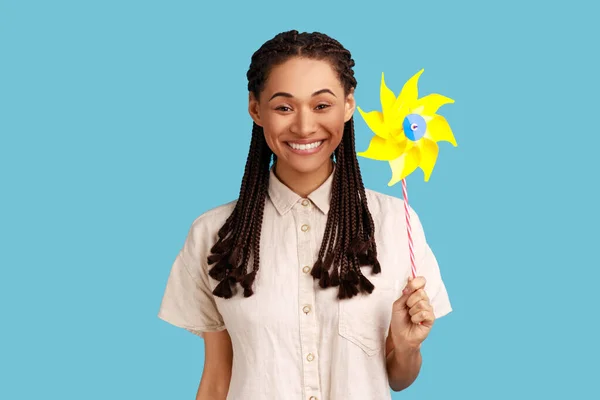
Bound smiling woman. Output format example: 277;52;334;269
157;30;452;400
248;57;353;194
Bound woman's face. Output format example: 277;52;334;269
249;57;355;177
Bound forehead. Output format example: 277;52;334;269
263;57;343;96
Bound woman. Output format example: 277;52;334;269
158;30;452;400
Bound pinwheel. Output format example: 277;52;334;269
357;69;457;277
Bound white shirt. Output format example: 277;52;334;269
158;167;452;400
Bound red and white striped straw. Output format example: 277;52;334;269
401;178;417;278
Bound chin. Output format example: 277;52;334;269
279;153;334;176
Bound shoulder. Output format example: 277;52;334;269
364;187;422;223
194;199;237;224
364;188;404;216
187;199;238;239
178;199;238;267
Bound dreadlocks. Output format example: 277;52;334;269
207;30;381;300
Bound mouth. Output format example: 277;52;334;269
285;140;325;154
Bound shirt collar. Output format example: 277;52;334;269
268;164;335;216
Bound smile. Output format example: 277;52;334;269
286;140;324;151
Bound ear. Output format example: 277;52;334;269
343;88;356;122
248;92;263;126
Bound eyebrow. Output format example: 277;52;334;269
268;88;336;101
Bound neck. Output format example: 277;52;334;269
274;160;334;198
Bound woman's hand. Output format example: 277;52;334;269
389;276;435;352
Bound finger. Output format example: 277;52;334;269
397;284;425;309
394;291;411;310
406;288;429;309
411;310;435;327
396;277;427;308
402;276;427;296
408;299;433;317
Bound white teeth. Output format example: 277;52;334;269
288;141;322;150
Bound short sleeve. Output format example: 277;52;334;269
409;207;453;319
157;217;226;338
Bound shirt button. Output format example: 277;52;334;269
306;353;315;362
301;224;310;232
302;266;311;274
302;305;311;314
301;199;310;206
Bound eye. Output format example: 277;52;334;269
315;104;330;110
275;106;292;112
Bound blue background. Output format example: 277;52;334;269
1;0;598;398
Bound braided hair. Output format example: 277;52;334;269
207;30;381;300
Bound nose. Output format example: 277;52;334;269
289;108;318;137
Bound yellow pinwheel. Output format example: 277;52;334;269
357;69;457;185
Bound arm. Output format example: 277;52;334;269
385;326;422;392
195;330;233;400
384;206;451;392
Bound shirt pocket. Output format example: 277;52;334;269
338;278;398;357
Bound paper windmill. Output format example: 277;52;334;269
356;69;457;279
357;69;457;185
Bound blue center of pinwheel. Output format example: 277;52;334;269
403;114;426;141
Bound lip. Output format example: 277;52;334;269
285;138;327;144
285;139;325;155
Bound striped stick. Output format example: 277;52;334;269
401;178;417;278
